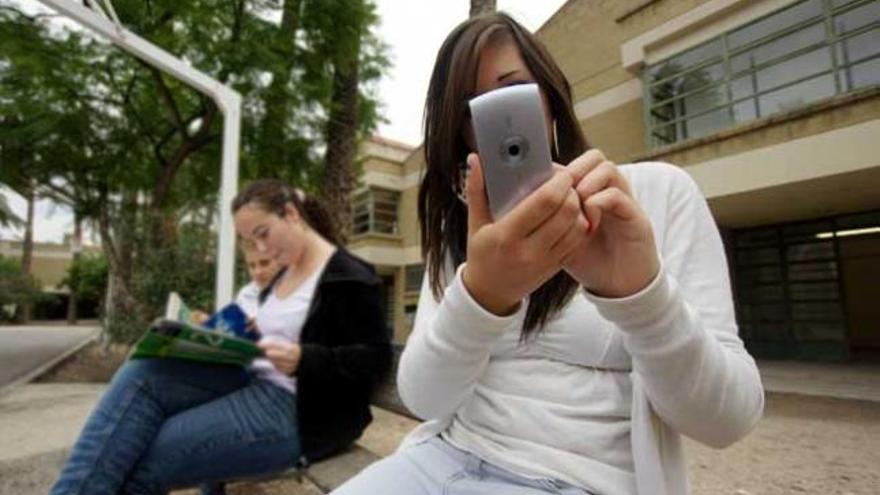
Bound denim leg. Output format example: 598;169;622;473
122;380;299;494
50;359;250;495
330;438;455;495
331;437;593;495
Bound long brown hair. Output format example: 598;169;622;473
419;13;590;337
232;179;340;245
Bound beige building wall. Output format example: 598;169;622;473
537;0;880;229
0;239;101;292
538;0;880;360
355;0;879;355
347;136;423;344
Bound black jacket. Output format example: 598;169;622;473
263;248;392;464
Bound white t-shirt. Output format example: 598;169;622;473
234;281;261;319
250;264;325;394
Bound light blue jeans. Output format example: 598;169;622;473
331;436;593;495
50;358;299;495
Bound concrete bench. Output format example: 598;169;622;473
209;444;379;494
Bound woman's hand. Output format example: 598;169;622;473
461;152;587;316
562;149;660;298
245;317;260;334
258;338;302;375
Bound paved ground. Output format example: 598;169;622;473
1;326;878;494
0;323;98;393
359;395;880;495
759;359;880;402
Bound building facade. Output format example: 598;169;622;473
0;237;100;292
346;136;424;344
535;0;880;360
357;0;880;360
0;237;103;319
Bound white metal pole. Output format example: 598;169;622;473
35;0;241;309
216;89;241;312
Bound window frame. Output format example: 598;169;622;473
644;0;880;148
351;187;400;236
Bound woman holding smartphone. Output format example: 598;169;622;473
332;12;764;495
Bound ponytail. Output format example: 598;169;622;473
298;194;340;245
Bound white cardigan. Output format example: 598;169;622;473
396;162;765;495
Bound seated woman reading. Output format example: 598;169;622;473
50;179;391;495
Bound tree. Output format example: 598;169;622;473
0;192;21;228
312;0;383;239
61;250;108;323
18;180;34;321
0;255;42;322
0;0;388;339
470;0;496;17
66;213;83;324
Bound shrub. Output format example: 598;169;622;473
0;255;43;322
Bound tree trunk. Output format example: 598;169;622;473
321;40;361;243
470;0;496;17
255;0;302;176
99;189;142;342
19;182;35;322
148;103;216;251
66;213;82;325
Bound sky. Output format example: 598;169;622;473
0;0;567;244
373;0;567;146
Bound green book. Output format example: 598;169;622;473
129;293;263;366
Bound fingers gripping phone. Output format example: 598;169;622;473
469;83;554;219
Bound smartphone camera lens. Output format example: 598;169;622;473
500;135;529;166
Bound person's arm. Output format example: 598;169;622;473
295;283;392;388
587;164;764;448
397;152;585;420
396;264;527;420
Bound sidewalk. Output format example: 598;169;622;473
0;384;103;494
758;359;880;402
0;323;99;396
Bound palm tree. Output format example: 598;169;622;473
470;0;496;17
0;193;23;229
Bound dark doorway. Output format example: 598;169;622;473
840;233;880;361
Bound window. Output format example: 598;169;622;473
405;264;424;293
731;210;880;359
646;0;880;147
351;188;399;235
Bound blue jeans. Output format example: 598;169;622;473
50;358;300;495
331;436;592;495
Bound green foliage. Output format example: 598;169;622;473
0;193;22;228
104;304;148;344
1;0;389;211
0;0;389;340
133;222;217;318
0;255;42;321
96;218;218;343
61;253;109;303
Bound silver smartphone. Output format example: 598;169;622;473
469;83;553;219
